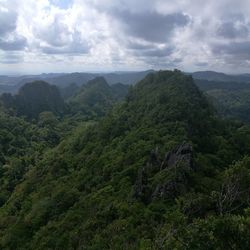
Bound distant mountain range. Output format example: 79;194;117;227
1;70;250;249
1;69;250;95
0;70;250;98
191;71;250;82
0;70;154;94
0;81;65;119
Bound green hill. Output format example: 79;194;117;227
68;77;129;118
196;79;250;123
0;81;65;119
0;70;250;249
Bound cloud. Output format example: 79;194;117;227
132;45;173;58
0;7;17;36
1;0;250;73
217;21;249;39
40;33;90;55
49;0;72;9
0;1;27;52
34;13;72;47
0;51;24;64
212;41;250;60
34;15;91;55
0;35;27;51
111;10;189;43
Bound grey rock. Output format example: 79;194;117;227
160;142;193;170
133;142;194;202
132;167;148;201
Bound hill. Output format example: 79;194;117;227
192;71;250;82
0;81;65;119
0;70;153;94
68;77;129;118
0;78;129;210
196;79;250;123
0;70;250;249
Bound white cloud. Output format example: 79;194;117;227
1;0;250;74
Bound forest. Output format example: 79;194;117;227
0;70;250;249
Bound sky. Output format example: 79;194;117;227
1;0;250;75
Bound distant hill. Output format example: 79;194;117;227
110;82;130;100
192;71;250;82
2;69;250;123
71;77;114;106
100;70;154;85
49;71;154;87
0;70;153;94
0;81;65;119
0;74;66;93
1;70;250;249
60;83;79;100
69;77;129;117
3;69;250;95
47;73;96;88
196;79;250;123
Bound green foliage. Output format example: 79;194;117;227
0;81;65;119
68;77;129;119
196;79;250;123
0;70;250;249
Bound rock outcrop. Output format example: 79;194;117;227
133;142;194;202
160;142;193;170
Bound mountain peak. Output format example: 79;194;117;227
86;76;108;87
1;80;65;119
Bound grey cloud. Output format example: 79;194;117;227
41;33;90;55
195;62;209;67
126;41;154;50
34;15;71;47
0;6;26;52
133;46;173;58
135;48;181;68
212;41;250;60
35;15;90;55
217;21;249;39
126;40;173;57
41;44;89;54
0;9;17;36
107;9;188;62
143;56;180;68
0;52;23;64
3;0;250;73
125;40;174;58
0;36;27;51
112;10;189;43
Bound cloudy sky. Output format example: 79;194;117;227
1;0;250;74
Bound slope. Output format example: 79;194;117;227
196;79;250;123
0;70;250;249
68;77;129;118
0;81;65;119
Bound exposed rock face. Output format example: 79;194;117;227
132;147;160;202
133;142;194;202
151;181;176;200
161;142;193;170
132;167;148;201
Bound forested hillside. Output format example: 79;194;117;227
68;77;129;118
0;70;152;94
0;81;65;119
0;77;128;220
196;79;250;123
0;70;250;249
